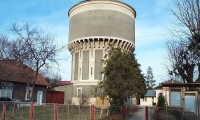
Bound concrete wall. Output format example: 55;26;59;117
71;45;104;82
69;10;135;42
68;0;136;102
12;83;47;103
68;0;135;84
71;85;98;105
53;84;73;104
72;85;95;97
140;97;156;106
131;97;137;105
68;0;136;43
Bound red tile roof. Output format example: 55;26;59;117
161;79;182;84
0;59;49;86
58;81;71;85
154;79;182;89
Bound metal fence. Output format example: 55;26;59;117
148;106;155;120
148;106;200;120
0;101;128;120
95;105;123;120
1;101;31;119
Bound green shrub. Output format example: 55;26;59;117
157;95;165;108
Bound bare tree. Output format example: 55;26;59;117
9;22;63;101
166;39;200;83
40;67;62;88
0;35;11;59
170;0;200;55
170;0;199;34
166;0;200;83
0;36;34;88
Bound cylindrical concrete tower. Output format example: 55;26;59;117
68;0;136;104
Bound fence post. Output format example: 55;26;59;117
90;104;94;120
156;107;159;120
54;103;58;120
145;106;148;120
79;105;80;120
2;101;6;120
122;106;126;120
29;102;34;120
67;104;69;120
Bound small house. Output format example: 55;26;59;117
140;90;156;106
0;59;49;104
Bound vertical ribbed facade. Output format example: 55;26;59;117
68;0;136;105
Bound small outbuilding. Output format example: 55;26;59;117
0;59;49;104
140;90;156;106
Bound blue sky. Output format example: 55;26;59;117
0;0;176;84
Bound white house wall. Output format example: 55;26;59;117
155;90;169;105
140;90;169;106
140;97;155;106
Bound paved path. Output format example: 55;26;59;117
127;106;146;120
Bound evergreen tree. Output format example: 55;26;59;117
145;66;156;89
99;46;146;106
157;95;165;108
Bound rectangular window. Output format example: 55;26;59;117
80;49;82;58
170;91;181;106
91;67;93;75
0;82;13;99
77;88;82;97
74;52;79;80
82;51;89;80
91;45;93;57
143;97;147;102
25;87;32;100
95;50;103;80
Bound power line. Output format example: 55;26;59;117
135;33;173;38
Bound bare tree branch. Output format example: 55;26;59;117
9;22;64;101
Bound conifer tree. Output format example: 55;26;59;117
99;46;146;106
145;66;156;89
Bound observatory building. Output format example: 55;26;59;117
68;0;136;104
